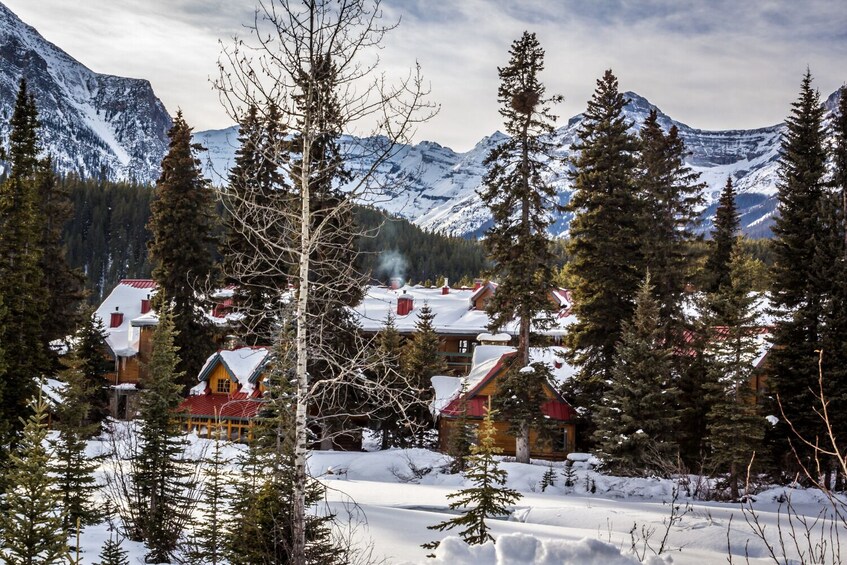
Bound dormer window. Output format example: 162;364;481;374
216;378;231;394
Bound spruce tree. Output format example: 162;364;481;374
593;275;679;475
636;108;704;331
148;111;218;387
36;156;85;365
371;313;406;449
129;304;194;563
446;379;476;474
704;177;740;293
479;31;561;463
224;103;290;345
0;79;49;456
0;391;68;565
703;249;766;500
767;70;829;466
426;406;521;547
564;70;642;439
75;311;113;427
182;422;228;565
95;530;129;565
225;336;340;565
51;354;100;534
401;302;446;447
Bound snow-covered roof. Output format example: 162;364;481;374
195;346;272;395
431;344;577;416
95;279;158;358
353;285;574;337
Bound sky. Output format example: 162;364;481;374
4;0;847;152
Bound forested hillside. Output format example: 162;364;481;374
60;182;490;301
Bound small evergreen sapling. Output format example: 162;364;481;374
445;379;475;473
540;464;557;492
562;459;577;488
425;406;522;549
95;504;129;565
0;390;69;565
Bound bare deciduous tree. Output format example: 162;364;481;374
213;1;435;562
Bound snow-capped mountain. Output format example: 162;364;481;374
0;3;170;183
195;90;801;238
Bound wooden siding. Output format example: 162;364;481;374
438;418;575;460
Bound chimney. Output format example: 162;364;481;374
140;295;151;314
390;277;403;290
397;292;414;316
110;306;124;328
441;278;449;295
473;278;485;291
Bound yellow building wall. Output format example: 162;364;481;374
208;363;234;394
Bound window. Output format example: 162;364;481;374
216;378;231;394
458;339;470;354
553;427;569;453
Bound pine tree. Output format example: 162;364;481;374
426;406;521;547
95;505;130;565
401;302;446;447
148;111;218;387
182;421;228;565
371;313;406;449
36;156;85;366
75;311;113;427
479;32;561;463
636;108;704;331
445;379;475;474
703;249;766;500
0;79;49;457
224;103;290;345
129;304;194;563
593;275;679;475
51;354;100;534
564;70;642;438
767;70;829;465
704;177;740;293
0;391;69;565
225;335;340;565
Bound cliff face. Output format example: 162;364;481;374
0;2;171;183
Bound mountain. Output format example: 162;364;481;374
0;2;837;237
0;3;170;183
196;90;802;238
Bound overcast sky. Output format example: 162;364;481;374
5;0;846;152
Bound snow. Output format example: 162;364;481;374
67;427;845;565
354;285;573;337
94;280;157;357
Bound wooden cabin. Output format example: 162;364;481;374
179;346;271;441
434;346;576;460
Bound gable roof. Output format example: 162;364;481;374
437;346;573;421
95;279;158;357
179;389;264;420
196;347;272;392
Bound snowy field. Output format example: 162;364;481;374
76;429;844;564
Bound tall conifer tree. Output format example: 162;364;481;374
564;70;641;440
703;249;766;500
767;70;828;464
479;31;561;463
148;111;218;386
0;79;48;454
704;177;740;293
129;304;194;563
224;103;290;344
636;109;704;330
75;312;113;427
592;275;679;475
401;303;445;447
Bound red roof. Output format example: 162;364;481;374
120;279;157;289
179;390;264;420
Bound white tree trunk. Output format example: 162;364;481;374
516;421;530;464
293;135;311;565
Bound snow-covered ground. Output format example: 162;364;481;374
75;430;843;564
